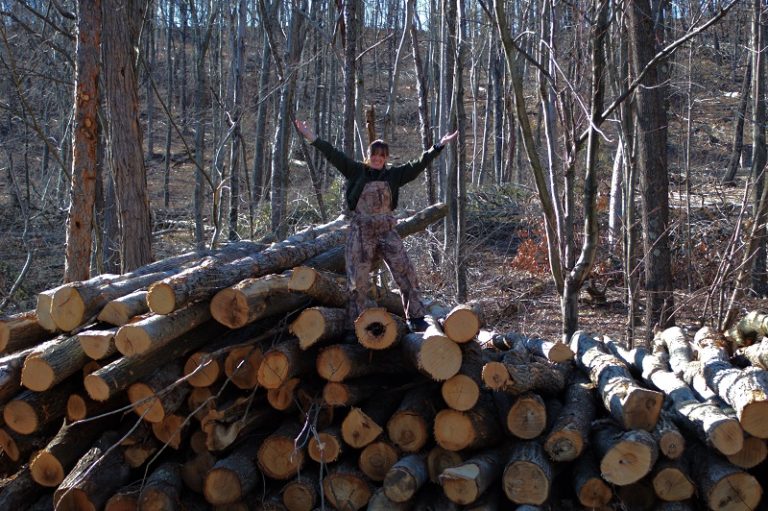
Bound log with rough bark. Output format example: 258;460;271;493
439;448;506;505
341;389;405;448
151;413;189;449
652;457;695;502
701;361;768;438
0;347;34;404
127;360;188;423
359;438;400;482
204;441;260;506
257;337;315;389
0;467;46;509
689;442;763;511
84;321;227;401
591;420;659;486
434;392;503;452
401;331;462;381
315;342;407;382
119;421;160;468
571;451;613;508
653;411;685;460
519;334;574;363
544;374;596;461
486;356;569;396
200;396;279;452
736;338;768;370
66;391;127;422
382;453;429;503
728;310;768;347
115;301;211;356
726;434;768;469
571;330;663;431
3;377;78;434
355;307;407;350
442;302;484;343
29;416;114;487
0;311;51;352
322;462;374;511
288;266;347;306
97;289;149;326
209;271;292;327
105;485;141;511
282;472;320;511
78;327;119;360
502;441;553;506
323;378;388;407
21;334;89;391
441;341;493;411
386;383;440;453
494;391;547;440
0;423;58;465
53;431;131;510
308;425;343;464
256;420;306;479
290;306;348;350
139;462;183;510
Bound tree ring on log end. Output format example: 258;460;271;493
739;401;768;438
51;287;86;332
434;409;475;451
421;337;462;381
147;283;176;315
30;451;65;487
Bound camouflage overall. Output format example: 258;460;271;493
345;181;426;324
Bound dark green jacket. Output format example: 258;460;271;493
311;138;444;212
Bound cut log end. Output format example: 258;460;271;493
147;284;176;315
203;468;243;506
0;428;20;460
257;437;304;479
546;342;575;363
257;352;290;389
420;336;462;381
291;308;326;350
282;482;316;511
184;353;220;388
481;361;510;390
210;288;250;329
507;395;547;439
97;302;131;326
576;477;612;508
600;439;655;486
342;408;383;449
128;383;164;423
710;419;745;456
359;441;399;482
652;467;695;501
441;374;480;411
439;465;481;505
387;412;429;453
323;472;371;511
308;432;342;464
3;399;38;434
544;431;583;462
30;451;65;487
21;357;55;392
355;309;401;350
51;287;86;332
443;308;480;343
115;325;152;356
84;373;111;402
316;346;353;382
739;401;768;438
727;436;768;469
622;388;664;431
434;409;474;451
503;461;549;505
706;472;762;511
67;394;88;421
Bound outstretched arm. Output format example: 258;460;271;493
437;130;459;148
294;119;318;143
294;119;357;178
393;130;460;184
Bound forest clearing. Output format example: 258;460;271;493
3;0;768;509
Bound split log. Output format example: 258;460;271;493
322;462;373;511
29;417;114;487
256;420;306;480
84;321;227;401
726;434;768;469
341;389;405;448
201;396;279;451
401;331;462;381
502;441;553;506
689;442;763;511
0;347;34;404
77;327;119;360
439;448;506;505
204;441;260;506
427;445;464;484
115;301;212;356
139;462;183;510
53;430;131;510
571;451;613;508
383;453;429;503
308;425;343;464
288;266;347;306
359;438;400;482
290;306;347;350
21;333;89;391
441;341;490;411
257;337;315;389
442;302;483;343
181;451;216;494
355;308;407;350
127;360;189;423
151;413;189;449
571;330;663;431
591;420;659;485
494;392;547;440
368;487;413;511
97;289;149;326
701;361;768;438
282;473;319;511
210;271;292;327
36;289;59;332
653;411;685;460
652;458;695;502
434;392;503;452
315;342;407;382
386;383;440;453
3;377;78;434
0;311;50;352
544;374;596;461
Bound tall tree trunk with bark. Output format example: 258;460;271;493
722;62;752;186
65;0;101;282
383;0;415;142
453;0;467;301
627;0;674;343
342;0;357;156
228;0;246;241
102;0;153;272
252;23;273;208
751;2;768;296
410;13;435;203
163;0;175;209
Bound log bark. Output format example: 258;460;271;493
204;441;260;506
53;430;131;510
21;334;89;391
181;451;216;494
383;453;429;503
689;441;763;511
520;335;573;363
359;438;400;482
97;289;149;326
571;451;613;508
434;392;503;451
0;467;44;509
139;462;183;510
502;441;553;506
281;472;319;511
3;377;78;434
77;327;119;360
288;266;347;307
119;421;159;468
729;310;768;347
652;458;695;502
494;391;547;440
489;358;569;396
322;462;373;511
0;311;51;352
441;341;490;411
257;337;315;389
591;420;659;485
209;272;292;328
439;448;506;505
658;326;694;376
736;337;768;370
355;308;407;350
316;342;407;382
341;389;405;448
127;360;188;423
104;485;140;511
653;411;685;460
290;306;348;350
308;425;343;464
0;347;34;405
401;331;462;381
571;330;663;430
256;420;306;480
115;301;212;356
386;383;440;453
702;361;768;438
544;374;596;461
0;423;58;464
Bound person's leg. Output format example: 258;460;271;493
345;221;375;325
380;230;427;319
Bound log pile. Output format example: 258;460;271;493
0;205;766;510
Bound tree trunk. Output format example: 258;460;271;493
204;442;260;505
722;62;752;185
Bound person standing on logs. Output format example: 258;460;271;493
294;119;458;332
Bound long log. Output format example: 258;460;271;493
204;441;260;506
290;306;348;350
139;462;183;510
97;289;149;326
571;330;663;431
688;441;763;511
439;448;506;506
0;422;58;464
401;331;462;381
66;391;127;422
3;377;78;434
591;420;659;486
0;311;51;352
0;347;34;405
257;337;315;389
21;333;89;391
434;392;503;452
386;383;440;453
115;301;212;356
383;453;429;503
210;271;292;328
359;438;400;482
256;420;306;480
502;441;553;506
77;327;119;360
127;360;188;423
316;342;407;382
322;462;373;511
544;374;596;461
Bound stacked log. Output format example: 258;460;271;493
2;208;767;509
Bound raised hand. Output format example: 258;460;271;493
294;119;317;143
439;130;459;146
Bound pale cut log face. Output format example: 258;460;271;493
420;337;462;381
308;433;341;463
652;467;695;501
434;410;475;451
30;451;65;487
360;442;398;482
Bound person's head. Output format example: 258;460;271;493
366;140;389;170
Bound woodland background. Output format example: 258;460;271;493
0;0;761;346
